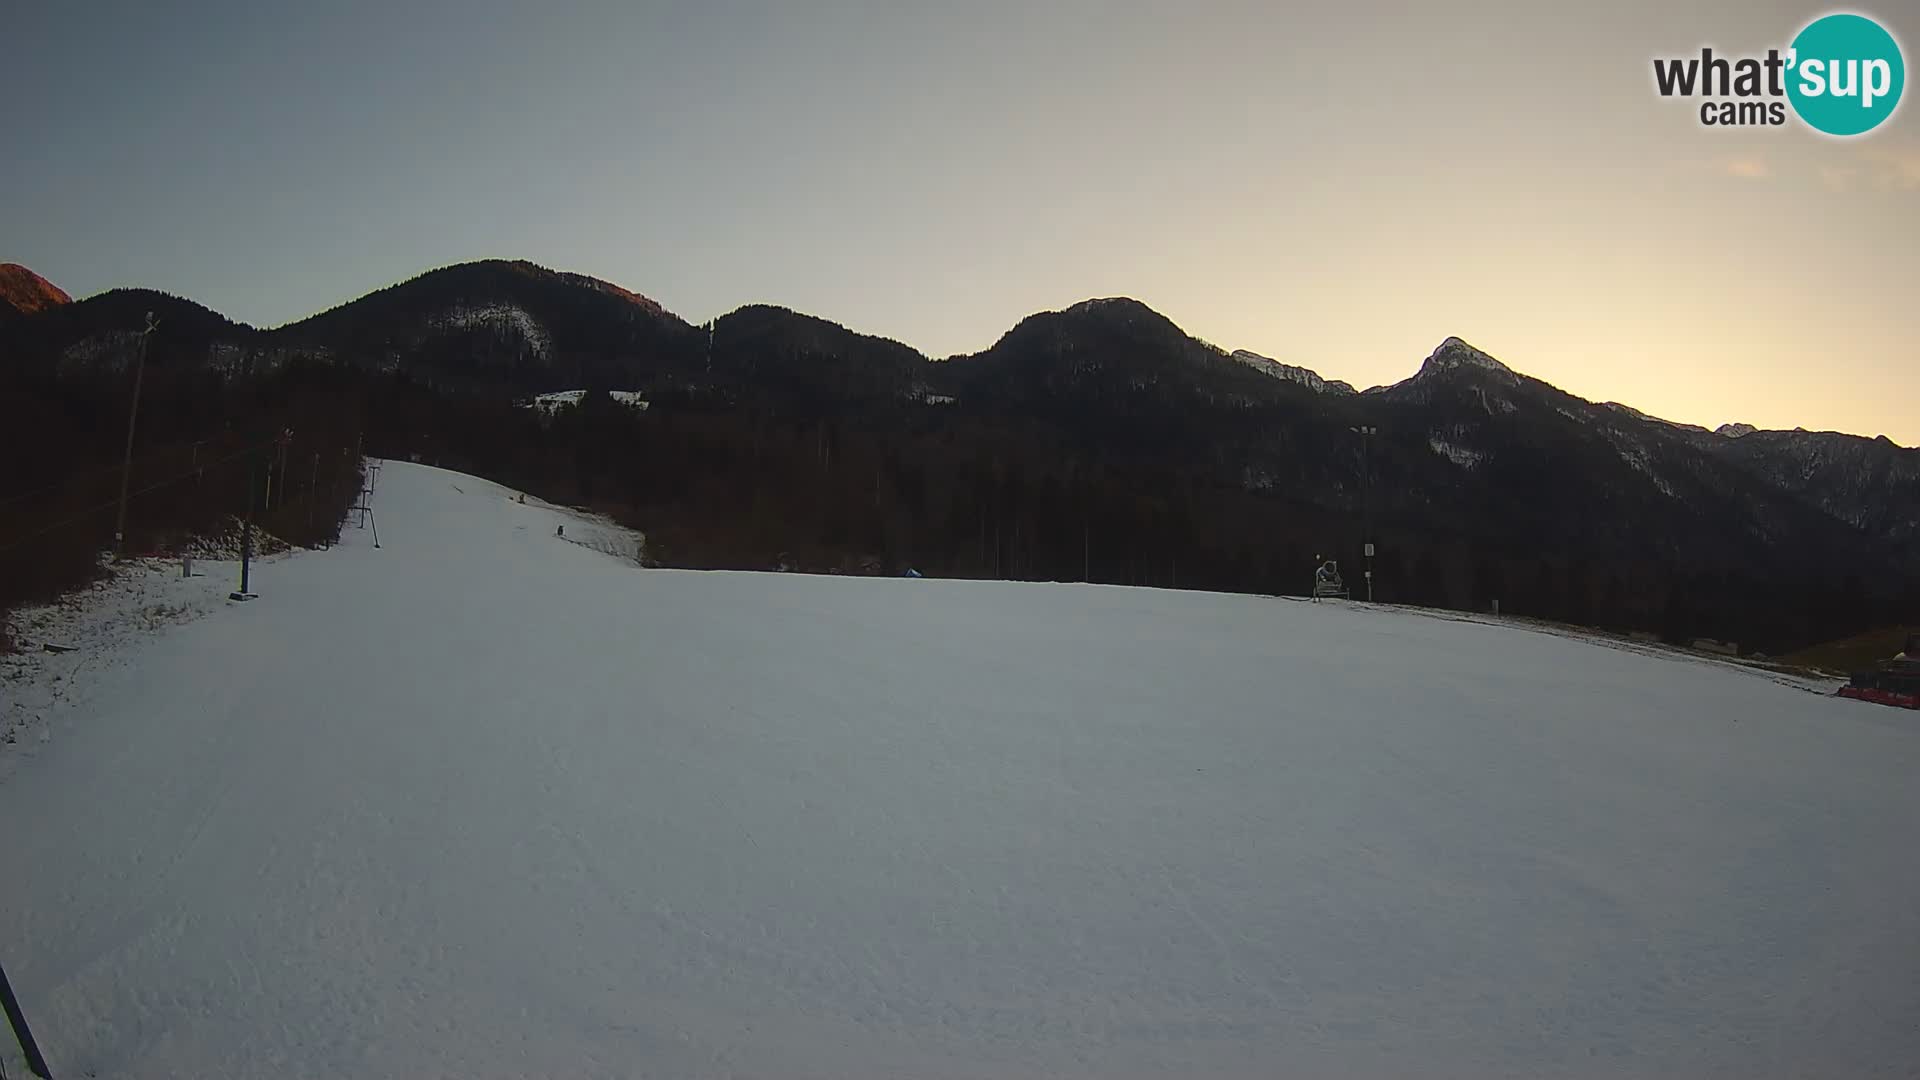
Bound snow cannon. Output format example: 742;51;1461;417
1311;559;1349;601
1836;632;1920;710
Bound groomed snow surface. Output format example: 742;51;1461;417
3;461;1917;1079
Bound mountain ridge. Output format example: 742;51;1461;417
2;257;1904;446
3;256;1914;651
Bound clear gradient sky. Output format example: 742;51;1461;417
6;1;1917;442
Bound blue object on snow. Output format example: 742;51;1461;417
903;569;923;578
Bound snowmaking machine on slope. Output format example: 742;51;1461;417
1837;632;1920;710
1311;558;1350;601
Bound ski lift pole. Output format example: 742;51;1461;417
241;453;253;593
112;312;159;558
0;958;54;1079
231;449;258;601
240;507;254;595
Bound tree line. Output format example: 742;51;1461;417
364;376;1907;655
0;361;367;650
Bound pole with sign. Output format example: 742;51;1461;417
1352;426;1378;602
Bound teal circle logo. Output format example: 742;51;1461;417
1787;13;1905;136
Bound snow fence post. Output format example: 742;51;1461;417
0;958;54;1078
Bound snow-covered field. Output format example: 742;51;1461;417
1;550;279;773
2;460;1917;1079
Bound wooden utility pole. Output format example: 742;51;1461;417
276;430;291;507
112;312;159;556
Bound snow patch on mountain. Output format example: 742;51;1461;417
1603;402;1709;434
1605;430;1678;497
1418;336;1519;383
429;302;553;362
1715;430;1920;539
1374;337;1521;401
1429;436;1487;469
1473;386;1517;415
520;390;650;414
1229;350;1357;394
1066;297;1141;314
57;330;144;374
59;334;291;378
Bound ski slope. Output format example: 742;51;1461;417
3;460;1918;1079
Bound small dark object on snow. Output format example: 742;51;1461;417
557;525;565;537
40;642;76;655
